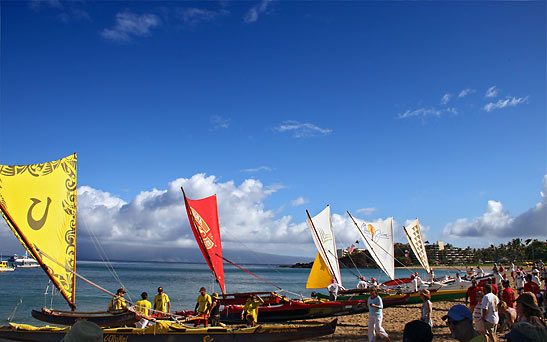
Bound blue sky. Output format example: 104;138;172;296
1;1;545;260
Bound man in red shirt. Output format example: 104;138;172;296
523;274;540;294
465;279;480;313
501;280;515;308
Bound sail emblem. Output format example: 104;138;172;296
367;224;376;240
27;197;52;231
190;207;215;249
362;223;389;243
318;229;332;244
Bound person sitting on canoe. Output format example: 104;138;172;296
241;294;264;327
327;278;345;301
357;276;368;290
135;292;152;328
108;288;127;312
194;287;212;326
153;287;171;317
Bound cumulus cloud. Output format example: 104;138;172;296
291;197;307;207
485;86;499;98
483;96;529;112
398;107;458;119
244;0;273;23
101;11;161;42
274;120;332;138
441;93;452;105
458;88;474;98
443;175;547;238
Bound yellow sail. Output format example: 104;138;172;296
0;154;77;308
305;253;333;289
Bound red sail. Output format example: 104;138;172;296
182;189;226;294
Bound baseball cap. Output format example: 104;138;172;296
442;304;473;321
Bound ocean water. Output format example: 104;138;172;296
0;261;458;326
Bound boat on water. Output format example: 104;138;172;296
0;319;337;342
0;154;141;328
0;260;15;272
8;253;40;268
180;193;368;322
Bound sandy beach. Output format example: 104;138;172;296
309;297;508;341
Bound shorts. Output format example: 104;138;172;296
484;321;497;335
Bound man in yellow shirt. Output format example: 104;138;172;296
135;292;152;328
194;287;212;326
241;294;264;327
107;288;127;312
153;287;170;317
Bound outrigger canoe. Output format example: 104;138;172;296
31;308;140;328
0;319;337;342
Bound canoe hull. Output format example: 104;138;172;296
0;319;337;342
31;309;139;328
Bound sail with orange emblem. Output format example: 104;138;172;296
182;188;225;294
0;154;77;309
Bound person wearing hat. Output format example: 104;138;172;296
209;292;221;326
327;278;345;301
420;289;432;327
480;284;500;342
370;277;378;286
241;294;264;327
442;304;485;342
516;292;545;326
61;321;103;342
194;287;212;326
367;287;390;342
357;276;368;290
107;288;127;312
502;321;547;341
135;292;151;328
153;286;170;316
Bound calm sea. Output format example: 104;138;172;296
0;261;458;326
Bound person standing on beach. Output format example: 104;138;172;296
420;289;432;327
523;274;540;295
153;287;171;316
480;284;499;342
443;304;485;342
515;270;525;294
510;263;515;282
367;287;390;342
501;280;515;308
466;279;480;313
473;290;485;336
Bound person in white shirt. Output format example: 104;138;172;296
327;279;344;301
476;266;485;278
356;276;368;290
494;271;503;288
455;273;462;283
427;269;435;282
410;274;419;292
481;284;499;342
370;277;378;287
531;270;541;286
515;270;526;294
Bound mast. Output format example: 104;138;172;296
306;208;340;285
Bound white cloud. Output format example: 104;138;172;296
441;93;452;105
244;0;273;23
275;120;332;138
483;96;529;112
210;115;230;130
101;11;161;42
291;197;307;207
443;175;547;238
458;88;474;98
398;107;458;120
485;86;499;98
242;166;272;173
177;8;228;25
356;208;377;215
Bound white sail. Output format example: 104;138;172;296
306;205;342;286
349;213;395;280
403;219;431;273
